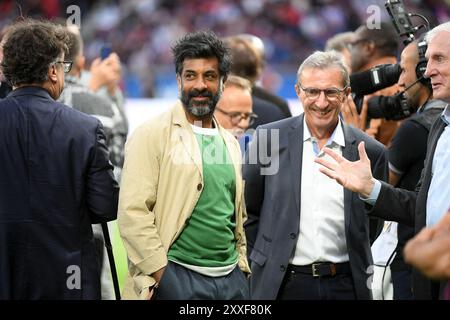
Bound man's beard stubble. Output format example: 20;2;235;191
180;82;223;118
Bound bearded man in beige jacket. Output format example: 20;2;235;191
118;31;250;300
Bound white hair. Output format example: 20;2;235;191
296;50;350;87
425;21;450;43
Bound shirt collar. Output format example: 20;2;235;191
441;104;450;125
303;116;346;148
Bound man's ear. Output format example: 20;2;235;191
366;40;376;56
176;74;182;91
48;64;58;83
294;83;301;97
78;55;86;70
345;86;351;96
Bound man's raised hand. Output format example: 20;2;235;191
314;141;375;198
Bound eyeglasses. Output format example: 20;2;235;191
54;60;73;73
298;84;348;101
216;107;258;126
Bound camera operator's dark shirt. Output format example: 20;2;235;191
388;100;446;270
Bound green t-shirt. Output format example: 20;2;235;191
167;128;238;267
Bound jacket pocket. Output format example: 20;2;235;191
249;249;267;267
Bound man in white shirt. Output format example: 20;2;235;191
314;21;450;300
243;50;387;300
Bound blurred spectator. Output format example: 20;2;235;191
58;27;128;300
60;25;127;180
237;33;292;117
348;22;400;147
0;1;449;99
325;31;354;74
225;35;288;128
214;75;255;139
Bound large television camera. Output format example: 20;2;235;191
351;64;401;114
350;63;401;98
352;0;430;120
366;92;414;121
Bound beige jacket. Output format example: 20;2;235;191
118;102;250;299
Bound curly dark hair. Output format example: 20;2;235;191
171;30;230;78
1;19;69;86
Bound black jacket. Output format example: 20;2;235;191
0;86;119;299
370;113;448;299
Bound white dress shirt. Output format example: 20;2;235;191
426;104;450;226
290;118;349;265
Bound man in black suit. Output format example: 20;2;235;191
238;34;292;118
315;22;450;300
224;35;291;129
244;50;387;300
0;19;119;299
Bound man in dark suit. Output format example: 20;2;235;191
238;33;292;119
224;36;291;129
315;22;450;300
0;19;119;299
243;50;387;300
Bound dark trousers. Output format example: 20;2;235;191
277;266;356;300
392;270;413;300
154;261;249;300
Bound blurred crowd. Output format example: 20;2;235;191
1;0;449;99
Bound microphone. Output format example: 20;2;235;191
403;75;425;92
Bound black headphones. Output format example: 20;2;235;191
415;35;432;89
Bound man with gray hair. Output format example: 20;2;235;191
315;21;450;299
243;50;387;299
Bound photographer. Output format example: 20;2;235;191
349;22;400;146
387;38;445;300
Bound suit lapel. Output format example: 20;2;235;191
427;117;446;163
342;124;358;235
288;115;303;213
417;117;447;229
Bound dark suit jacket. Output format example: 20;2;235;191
243;114;387;300
368;115;448;299
0;87;119;299
250;95;289;130
252;86;292;118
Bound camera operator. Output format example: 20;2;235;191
349;22;401;146
387;38;446;300
347;22;399;244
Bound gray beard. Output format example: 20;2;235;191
187;104;214;117
180;80;223;118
